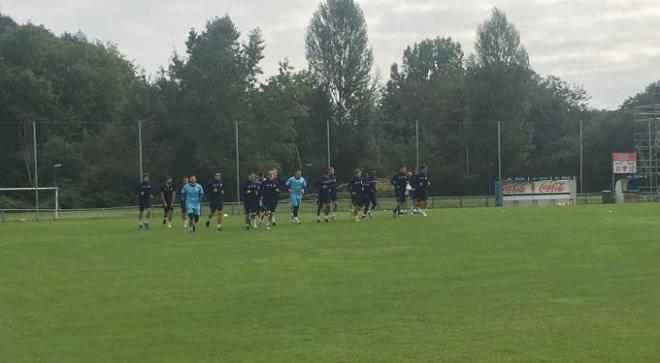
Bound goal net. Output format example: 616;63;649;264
0;187;60;221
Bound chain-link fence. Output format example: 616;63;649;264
0;118;643;221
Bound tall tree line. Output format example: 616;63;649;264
0;3;658;208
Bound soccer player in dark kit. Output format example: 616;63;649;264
261;170;281;230
413;164;431;217
205;172;225;230
160;175;176;228
348;169;365;222
137;173;153;229
391;165;409;217
316;168;332;223
241;172;261;230
180;176;189;227
365;169;378;217
328;167;338;221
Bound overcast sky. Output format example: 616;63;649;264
3;0;660;109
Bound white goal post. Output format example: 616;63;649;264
0;187;60;219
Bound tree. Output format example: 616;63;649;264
0;15;148;207
149;16;265;200
466;7;535;186
474;8;529;68
380;37;468;193
527;76;589;176
306;0;374;125
305;0;377;173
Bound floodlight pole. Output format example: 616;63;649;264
235;120;240;204
138;120;143;179
326;120;331;168
33;122;39;221
415;120;420;170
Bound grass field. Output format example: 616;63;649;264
1;204;660;362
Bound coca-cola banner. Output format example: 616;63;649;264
501;180;574;195
501;182;533;195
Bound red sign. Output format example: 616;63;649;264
612;152;637;174
612;152;636;162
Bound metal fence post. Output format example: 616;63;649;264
33;122;39;221
579;120;584;202
649;120;654;199
326;120;331;168
138;120;143;179
235;121;241;204
415;120;420;170
497;121;502;203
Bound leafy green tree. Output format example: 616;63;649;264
466;7;535;187
380;37;468;193
305;0;374;125
527;76;589;176
305;0;377;176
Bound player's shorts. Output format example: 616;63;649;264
317;194;331;205
244;199;260;215
367;192;377;207
330;191;338;202
186;204;201;216
395;190;406;202
180;202;187;214
262;198;278;213
163;202;174;214
209;200;223;214
351;194;363;207
139;199;151;211
416;189;428;201
289;194;303;207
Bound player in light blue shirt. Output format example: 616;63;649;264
285;169;307;224
181;175;204;233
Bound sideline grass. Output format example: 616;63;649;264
1;204;659;362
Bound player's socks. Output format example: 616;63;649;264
163;218;166;225
144;220;149;229
139;222;143;229
206;220;210;228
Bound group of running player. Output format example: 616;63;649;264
135;164;431;233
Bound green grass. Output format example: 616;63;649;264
1;204;660;362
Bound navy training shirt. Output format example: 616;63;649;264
206;179;225;201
